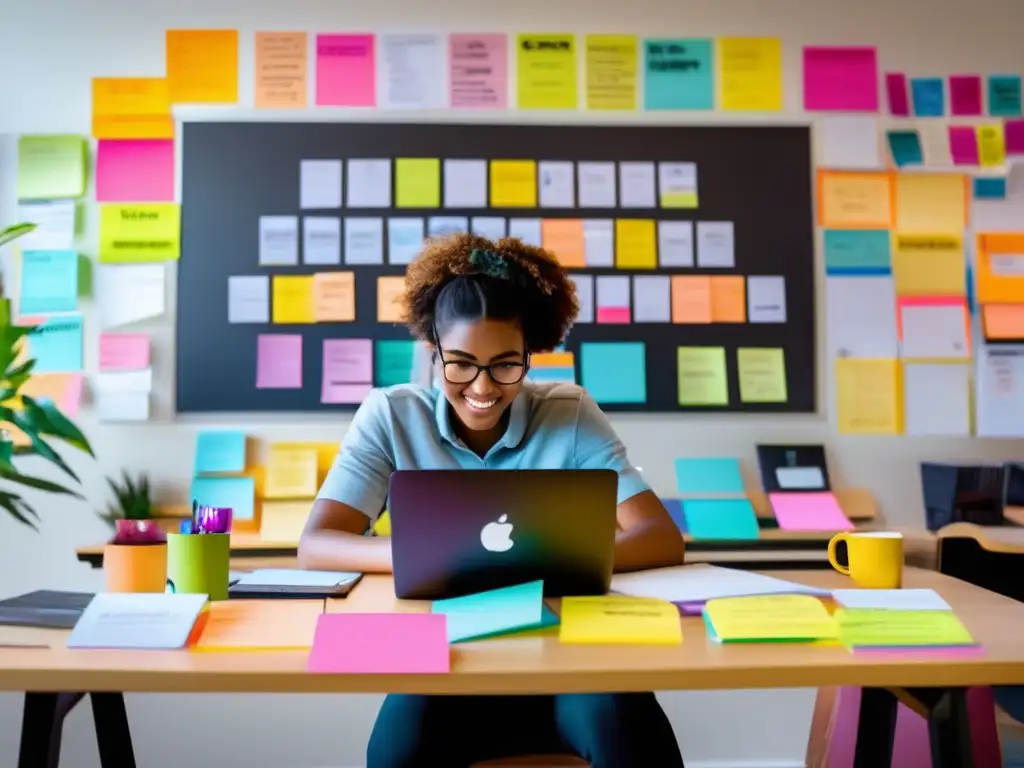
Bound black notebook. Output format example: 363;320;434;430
0;590;95;629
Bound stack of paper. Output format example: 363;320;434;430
431;580;558;643
67;593;208;650
704;594;838;643
559;595;682;645
832;588;976;650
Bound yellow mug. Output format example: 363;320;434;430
827;531;903;589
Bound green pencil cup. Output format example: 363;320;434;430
166;533;230;601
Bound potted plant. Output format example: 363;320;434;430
98;471;154;528
98;471;168;593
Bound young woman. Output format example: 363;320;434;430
300;233;686;768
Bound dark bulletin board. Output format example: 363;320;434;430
177;121;814;414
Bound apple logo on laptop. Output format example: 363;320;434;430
480;514;514;553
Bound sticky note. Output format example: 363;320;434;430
311;271;355;323
677;346;728;406
710;276;745;322
835;358;903;435
1007;119;1024;155
892;235;966;296
817;171;893;229
14;373;83;421
802;46;879;112
671;276;712;323
432;580;551;643
885;73;910;116
988;75;1022;117
272;276;315;324
835;609;974;649
98;203;181;263
682;499;760;540
595;275;631;323
948;74;983;116
614;220;657;269
195;600;322;651
309;613;450;674
823;230;890;274
886;131;923;168
584;35;638;110
91;78;174;140
194;431;247;474
977;125;1006;167
911;78;945;117
395;158;441;208
632;276;671;322
265;445;319;499
375;340;417;387
580;342;646;404
541;219;585;267
530;351;576;384
559;596;682;645
719;37;783;111
769;492;854;532
737;347;787;403
166;29;239;103
98;333;150;372
190;475;256;520
644;39;713;111
895;174;966;234
490;160;537;207
450;34;509;109
948;126;980;166
25;314;84;373
322;338;372;385
19;250;78;314
316;34;376;107
673;458;744;494
17;136;87;201
377;276;406;323
832;589;952;612
982;305;1024;340
705;594;838;643
516;34;578;110
974;177;1006;200
96;140;175;202
256;334;303;389
255;32;308;109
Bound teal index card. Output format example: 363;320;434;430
432;580;553;643
374;340;416;387
988;75;1022;117
644;38;714;110
190;476;256;521
674;458;745;494
886;131;924;168
194;431;247;474
27;313;83;373
823;230;891;274
682;499;761;540
580;342;646;404
19;250;79;314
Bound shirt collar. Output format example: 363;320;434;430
434;386;530;452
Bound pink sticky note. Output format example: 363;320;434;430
768;492;854;532
449;34;508;109
949;74;983;116
316;34;375;107
95;140;175;203
948;126;980;165
803;46;879;112
99;333;150;371
885;72;910;116
308;613;450;674
256;334;302;389
596;307;630;324
1005;119;1024;155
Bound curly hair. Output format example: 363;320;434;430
401;233;579;352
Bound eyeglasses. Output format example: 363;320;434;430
434;327;528;386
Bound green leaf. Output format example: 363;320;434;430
0;223;37;248
3;358;36;382
6;411;79;483
22;396;93;455
0;466;83;497
0;492;39;530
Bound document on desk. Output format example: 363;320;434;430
832;589;951;612
194;600;322;651
611;564;827;606
704;594;838;643
308;613;450;674
432;580;557;643
67;593;208;650
559;596;682;645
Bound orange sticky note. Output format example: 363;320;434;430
541;219;585;267
976;233;1024;304
817;170;894;229
710;276;746;322
313;272;355;322
272;276;315;324
166;29;239;103
532;351;574;367
983;305;1024;341
3;373;84;446
671;276;712;323
255;32;308;108
91;78;174;140
194;600;322;652
377;276;406;323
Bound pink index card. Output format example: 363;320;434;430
95;140;175;202
803;46;879;112
885;72;910;116
321;338;372;404
948;126;980;165
449;34;508;109
308;613;450;674
596;307;630;324
1005;119;1024;155
99;333;150;371
256;334;303;389
316;34;375;106
949;75;983;116
769;492;855;532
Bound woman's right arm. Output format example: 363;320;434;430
298;499;393;573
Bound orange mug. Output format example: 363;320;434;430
103;543;168;593
827;531;903;589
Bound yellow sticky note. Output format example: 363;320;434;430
377;276;406;323
517;34;578;110
490;160;537;207
395;158;441;208
272;441;338;484
891;234;966;296
671;276;712;323
272;275;315;324
373;510;392;537
166;29;240;103
817;171;894;229
719;37;783;111
313;272;355;322
541;219;585;267
98;204;180;263
614;219;657;269
835;608;974;648
894;173;967;234
835;358;903;435
977;125;1006;167
585;35;638;110
264;446;319;499
737;348;787;403
91;78;174;140
559;596;682;645
677;346;729;406
710;276;746;322
259;500;312;543
705;595;837;642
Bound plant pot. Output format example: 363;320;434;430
166;533;230;601
103;543;167;593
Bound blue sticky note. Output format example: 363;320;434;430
911;78;945;117
27;313;83;373
19;250;78;314
661;499;687;532
428;217;468;237
190;476;256;521
682;499;761;540
432;580;554;643
674;457;745;494
988;75;1022;117
528;366;576;384
580;342;646;404
823;230;891;275
194;431;247;474
973;176;1007;200
886;131;924;168
644;38;714;110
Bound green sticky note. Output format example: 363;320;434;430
19;250;79;314
682;499;760;540
737;348;787;404
836;609;975;648
644;39;714;110
190;476;256;521
988;74;1022;117
677;346;728;406
432;580;556;643
375;340;417;387
580;342;646;404
17;135;87;201
195;431;247;474
395;158;441;208
26;313;84;373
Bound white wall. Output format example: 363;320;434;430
1;0;1023;766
